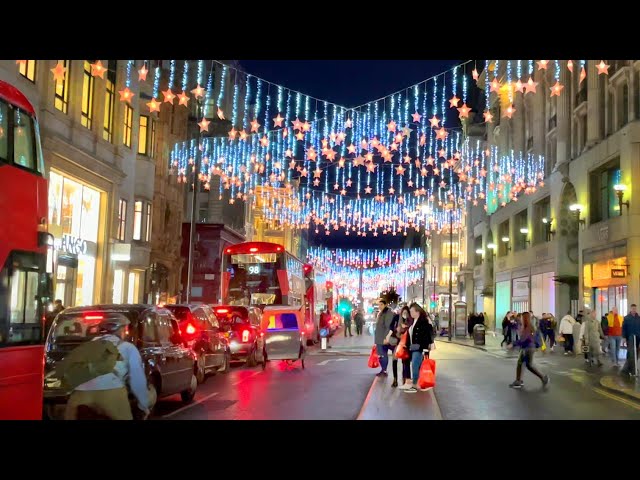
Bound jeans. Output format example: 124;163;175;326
563;333;574;353
376;344;394;372
411;351;423;384
609;336;622;364
516;348;544;381
545;330;555;349
401;359;411;381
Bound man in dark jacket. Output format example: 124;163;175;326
354;308;364;335
621;304;640;377
374;298;395;377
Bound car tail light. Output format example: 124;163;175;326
216;308;229;314
242;330;250;342
329;320;333;325
84;314;104;321
185;323;196;335
260;332;264;337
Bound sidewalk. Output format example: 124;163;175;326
308;326;375;356
442;333;640;403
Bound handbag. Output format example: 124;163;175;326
557;334;565;343
410;343;421;351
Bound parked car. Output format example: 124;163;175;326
211;305;266;367
43;304;197;419
163;304;231;383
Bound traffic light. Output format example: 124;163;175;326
338;298;352;315
430;301;437;309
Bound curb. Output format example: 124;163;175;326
598;376;640;404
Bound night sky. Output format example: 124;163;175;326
239;60;462;249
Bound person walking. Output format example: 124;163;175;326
354;308;364;336
606;307;624;366
559;311;576;355
601;313;610;355
343;310;353;337
621;304;640;377
581;308;604;367
399;303;434;393
508;312;550;389
374;298;396;378
501;312;512;348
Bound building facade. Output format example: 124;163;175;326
1;60;188;307
460;60;640;331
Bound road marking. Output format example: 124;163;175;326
593;388;640;411
317;358;348;366
232;371;261;386
162;392;219;418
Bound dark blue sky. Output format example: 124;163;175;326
240;60;458;108
239;60;460;249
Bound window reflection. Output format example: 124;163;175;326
0;101;7;160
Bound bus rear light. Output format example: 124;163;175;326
242;330;250;342
250;247;259;252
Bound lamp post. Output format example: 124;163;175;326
186;98;204;303
614;184;629;215
448;204;453;341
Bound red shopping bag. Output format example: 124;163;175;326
368;346;380;369
426;358;436;376
417;358;436;389
395;332;409;360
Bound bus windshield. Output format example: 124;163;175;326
226;252;283;306
0;98;44;175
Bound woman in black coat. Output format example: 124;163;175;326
398;303;434;393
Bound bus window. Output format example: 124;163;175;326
13;109;36;171
0;101;7;161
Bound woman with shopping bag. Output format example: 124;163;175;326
399;303;434;393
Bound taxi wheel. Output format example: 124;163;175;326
196;355;207;384
246;346;257;367
219;352;231;374
148;381;159;414
180;373;197;403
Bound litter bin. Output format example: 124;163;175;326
473;324;486;346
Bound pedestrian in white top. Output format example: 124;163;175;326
559;311;576;355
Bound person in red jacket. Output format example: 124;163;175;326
607;307;624;366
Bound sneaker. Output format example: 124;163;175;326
542;375;550;387
403;387;418;393
564;352;570;356
391;380;398;388
398;383;413;390
375;371;388;377
509;380;524;389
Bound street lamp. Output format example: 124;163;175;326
186;98;204;303
569;203;586;228
520;227;530;245
614;184;630;215
542;217;555;241
501;236;511;252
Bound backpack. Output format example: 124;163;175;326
56;338;123;391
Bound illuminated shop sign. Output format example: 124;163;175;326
55;234;88;256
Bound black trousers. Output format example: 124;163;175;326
344;323;352;336
355;323;363;335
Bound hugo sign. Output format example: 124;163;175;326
60;234;88;256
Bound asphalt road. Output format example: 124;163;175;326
153;351;374;420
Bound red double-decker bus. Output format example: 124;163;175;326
221;242;305;309
303;264;327;343
0;80;53;420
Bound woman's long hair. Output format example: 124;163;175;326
409;302;427;321
399;305;411;321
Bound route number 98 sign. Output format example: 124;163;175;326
248;265;260;275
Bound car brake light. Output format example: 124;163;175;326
216;308;229;314
242;330;250;342
84;315;104;320
260;332;264;337
186;323;196;335
329;320;333;325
